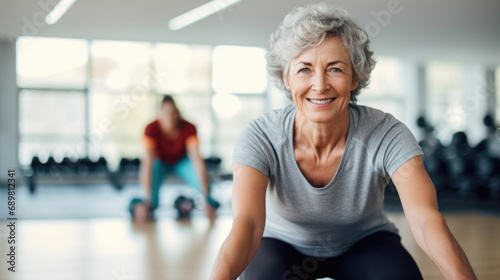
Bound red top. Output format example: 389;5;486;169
143;119;198;164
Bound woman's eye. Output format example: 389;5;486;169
329;67;341;73
298;68;310;73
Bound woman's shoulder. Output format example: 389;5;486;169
349;104;400;128
243;105;294;142
179;119;197;134
250;105;294;129
348;104;407;144
145;120;160;135
180;119;195;128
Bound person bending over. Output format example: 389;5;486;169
140;95;218;219
210;3;476;280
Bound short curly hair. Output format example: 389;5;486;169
266;3;376;103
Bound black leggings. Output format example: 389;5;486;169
240;231;423;280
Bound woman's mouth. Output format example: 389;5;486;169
307;98;335;105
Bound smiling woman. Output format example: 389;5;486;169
209;3;477;280
265;6;374;103
283;36;357;126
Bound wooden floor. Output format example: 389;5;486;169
1;212;499;280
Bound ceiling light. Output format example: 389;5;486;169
168;0;241;31
45;0;77;25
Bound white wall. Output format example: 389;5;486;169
0;40;18;182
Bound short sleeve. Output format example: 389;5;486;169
185;135;199;147
143;136;156;148
232;122;273;178
382;123;423;177
185;122;197;137
144;122;156;138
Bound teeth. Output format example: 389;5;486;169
309;98;333;104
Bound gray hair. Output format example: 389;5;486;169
266;3;375;103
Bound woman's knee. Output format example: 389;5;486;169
240;238;304;280
335;231;422;280
241;258;293;280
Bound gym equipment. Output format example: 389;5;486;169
76;157;92;175
113;157;141;190
174;196;195;219
475;155;499;180
93;156;109;173
423;152;448;192
487;175;500;201
30;156;45;174
129;198;153;222
119;157;140;174
131;158;141;173
206;196;221;209
46;156;56;173
449;132;474;159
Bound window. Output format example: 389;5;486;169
426;62;465;143
17;37;269;172
212;45;267;94
87;92;157;169
496;67;500;124
211;46;268;171
213;95;266;171
90;40;151;92
171;95;213;157
152;43;213;158
357;57;405;121
153;44;212;94
17;37;88;166
88;40;155;169
19;90;86;165
17;37;88;89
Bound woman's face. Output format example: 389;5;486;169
158;102;180;129
283;36;358;124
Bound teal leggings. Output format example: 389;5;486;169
150;156;202;209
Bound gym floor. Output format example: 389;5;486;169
2;183;500;280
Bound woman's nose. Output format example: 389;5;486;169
311;72;329;93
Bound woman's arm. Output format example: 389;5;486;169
209;164;268;280
185;137;220;218
392;156;477;280
139;146;155;202
185;140;210;197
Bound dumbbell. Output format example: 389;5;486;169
487;175;500;201
453;175;478;197
424;156;446;175
129;198;153;222
30;156;44;174
46;156;57;173
58;156;77;175
174;195;195;219
93;156;108;173
76;157;92;175
131;158;141;173
119;158;129;173
475;155;499;180
430;173;449;193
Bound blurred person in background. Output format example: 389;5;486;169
138;95;218;220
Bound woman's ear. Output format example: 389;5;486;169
351;75;359;91
282;67;291;90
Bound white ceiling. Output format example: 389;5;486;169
1;0;499;64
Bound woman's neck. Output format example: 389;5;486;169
159;120;180;139
293;109;349;157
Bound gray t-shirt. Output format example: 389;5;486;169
233;104;423;257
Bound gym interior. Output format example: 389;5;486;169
0;0;500;279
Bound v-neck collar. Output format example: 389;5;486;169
286;105;355;192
